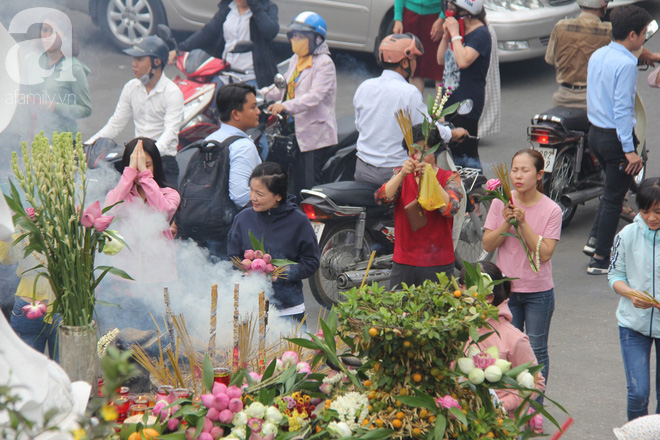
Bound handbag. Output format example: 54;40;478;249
405;199;427;232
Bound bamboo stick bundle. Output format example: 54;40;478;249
238;314;257;370
258;291;265;373
395;108;415;156
209;284;218;359
163;287;176;349
492;162;513;201
627;290;660;306
173;314;204;394
233;283;240;372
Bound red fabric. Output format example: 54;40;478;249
393;169;454;266
402;8;444;81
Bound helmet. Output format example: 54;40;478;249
378;33;424;64
288;11;327;40
450;0;484;15
123;35;169;67
576;0;610;8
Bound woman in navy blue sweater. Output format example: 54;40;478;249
227;162;320;322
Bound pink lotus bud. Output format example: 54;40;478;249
22;301;47;320
262;254;271;264
167;418;180;431
201;393;215;409
248;372;263;383
296;362;311;374
218;409;234;424
319;383;333;395
213;393;229;411
207;407;220;421
186;428;196;440
281;351;299;368
212;382;227;396
241;259;252;270
81;201;102;228
198;433;213;440
226;385;242;400
228;398;243;413
152;401;169;419
244;249;255;260
210;427;224;440
93;215;114;232
25;207;36;221
485;179;502;191
251;259;266;272
254;250;264;259
265;264;275;274
202;417;213;433
275;359;285;371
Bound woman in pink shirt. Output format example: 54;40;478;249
482;149;562;398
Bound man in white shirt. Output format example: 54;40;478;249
86;36;184;187
354;33;467;186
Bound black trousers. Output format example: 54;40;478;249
290;147;329;202
449;115;481;171
389;262;455;291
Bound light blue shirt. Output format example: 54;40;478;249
587;42;638;153
206;124;262;208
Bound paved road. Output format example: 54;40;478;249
4;1;660;437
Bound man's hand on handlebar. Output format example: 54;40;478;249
268;103;287;115
450;127;471;142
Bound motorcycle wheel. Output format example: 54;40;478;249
454;187;494;270
545;150;577;228
309;224;372;309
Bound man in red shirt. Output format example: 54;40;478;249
376;124;463;289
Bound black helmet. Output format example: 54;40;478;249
123;36;169;68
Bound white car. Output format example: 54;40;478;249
86;0;580;62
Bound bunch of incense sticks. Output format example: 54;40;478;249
258;291;266;373
627;290;660;306
492;162;513;201
208;284;218;358
163;287;176;349
233;283;239;372
395;108;415;156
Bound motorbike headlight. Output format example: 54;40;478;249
484;0;544;12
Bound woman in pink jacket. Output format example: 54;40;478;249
265;11;337;200
461;261;545;416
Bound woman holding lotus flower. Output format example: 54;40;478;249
482;149;562;392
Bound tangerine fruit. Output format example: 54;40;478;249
428;415;436;423
403;340;412;348
368;327;378;337
412;428;422;437
375;419;384;428
396;411;405;420
364;380;372;387
412;373;422;382
419;409;429;419
453;290;462;298
392;419;402;429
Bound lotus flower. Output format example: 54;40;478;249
486;178;501;191
82;201;114;232
473;351;496;370
264;407;283;424
248;372;263;383
254;250;264;259
228;398;243;413
319;383;333;395
212;382;228;395
22;301;47;319
296;361;311;374
102;231;124;255
214;393;229;411
207;407;220;421
198;433;213;440
241;259;252;270
281;351;299;368
186;428;197;440
262;254;271;264
244;250;255;260
327;421;352;438
251;259;266;272
494;358;511;373
167;418;180;431
25;207;36;221
202;417;214;433
265;264;275;274
436;395;462;410
226;385;242;400
248;417;263;433
457;357;475;374
517;370;535;394
468;368;485;385
484;365;503;382
245;402;266;419
210;426;224;440
219;409;235;424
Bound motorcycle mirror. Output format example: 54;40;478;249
645;20;658;42
457;99;473;115
231;40;253;54
274;73;287;90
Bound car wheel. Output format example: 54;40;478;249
99;0;167;50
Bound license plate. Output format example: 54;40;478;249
311;222;325;243
536;147;557;173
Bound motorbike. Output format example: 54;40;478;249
299;102;494;309
528;20;658;228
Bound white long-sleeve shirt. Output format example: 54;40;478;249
86;74;184;157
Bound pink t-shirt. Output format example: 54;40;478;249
484;194;562;293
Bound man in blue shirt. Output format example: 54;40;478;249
585;5;650;274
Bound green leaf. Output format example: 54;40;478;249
320;318;337;352
449;407;468;425
421;142;441;159
438;101;461;118
433;414;447;440
422;118;429;138
270;259;295;266
248;230;264;251
202;355;214;392
261;358;277;381
427;94;435;115
96;266;133;280
286;337;319;350
229;369;247;387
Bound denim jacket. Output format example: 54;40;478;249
609;215;660;338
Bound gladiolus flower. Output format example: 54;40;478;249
228;398;244;414
436;395;461;410
485;179;502;191
484;365;503;382
22;301;47;320
468;368;485;385
281;351;299;367
82;201;114;232
25;207;36;221
244;250;255;260
219;409;234;424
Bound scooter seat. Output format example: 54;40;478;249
309;181;380;207
534;107;589;132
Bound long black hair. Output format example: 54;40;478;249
250;162;288;202
121;137;169;188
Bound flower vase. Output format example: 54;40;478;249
58;320;99;395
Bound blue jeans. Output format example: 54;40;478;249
508;288;555;387
10;297;61;361
619;326;660;420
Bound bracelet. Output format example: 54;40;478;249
451;36;463;42
534;235;543;270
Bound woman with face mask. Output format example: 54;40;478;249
262;12;338;201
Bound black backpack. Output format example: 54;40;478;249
176;136;242;244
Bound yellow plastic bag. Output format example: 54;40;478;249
418;163;446;211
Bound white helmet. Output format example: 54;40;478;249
451;0;484;15
576;0;610;8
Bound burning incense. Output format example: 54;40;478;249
209;284;218;358
258;291;266;373
492;162;513;202
163;287;176;349
233;283;239;372
395;108;415;156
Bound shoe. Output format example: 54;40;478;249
583;237;597;257
587;257;609;275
